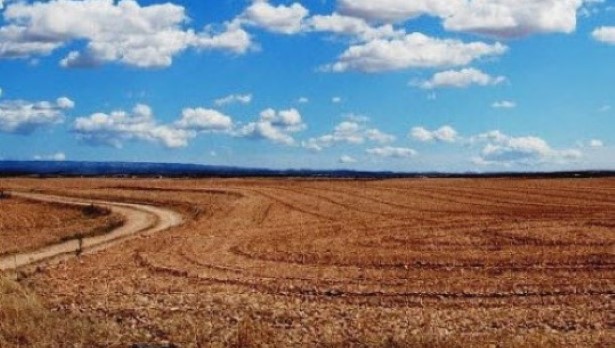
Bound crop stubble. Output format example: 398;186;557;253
2;177;614;346
0;196;124;257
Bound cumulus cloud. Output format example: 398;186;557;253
239;0;308;34
339;155;357;164
303;121;395;151
592;26;615;44
416;68;506;89
0;0;252;67
332;96;343;103
235;108;306;145
34;152;66;161
366;146;417;158
195;22;253;55
0;96;74;134
214;93;253;107
75;104;308;149
405;126;582;166
338;0;585;38
492;100;517;108
410;125;458;143
472;130;582;166
365;129;396;143
0;24;63;58
338;0;451;23
325;33;507;73
56;97;76;109
307;12;403;41
297;97;309;104
442;0;584;38
175;108;233;132
73;104;194;148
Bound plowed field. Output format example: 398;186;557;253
0;195;124;256
1;178;613;347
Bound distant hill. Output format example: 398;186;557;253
0;161;398;178
0;161;614;179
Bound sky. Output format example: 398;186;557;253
0;0;614;172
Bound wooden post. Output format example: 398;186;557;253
76;233;84;256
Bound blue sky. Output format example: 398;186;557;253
0;0;614;172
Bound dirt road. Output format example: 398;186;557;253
0;191;183;270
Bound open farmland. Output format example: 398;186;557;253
1;177;614;347
0;195;124;257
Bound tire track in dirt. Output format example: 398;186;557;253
0;191;183;270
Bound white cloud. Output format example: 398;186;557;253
235;108;306;145
416;68;506;89
338;0;452;23
339;155;357;164
472;130;582;166
326;33;507;73
175;108;233;132
214;93;253;106
407;127;582;166
442;0;584;38
365;128;396;143
592;26;615;44
366;146;417;158
307;12;403;41
260;108;304;130
297;97;309;104
0;24;63;58
332;96;343;103
0;96;74;133
0;0;252;67
303;121;395;151
195;22;253;55
338;0;585;38
240;0;308;34
34;152;66;161
492;100;516;108
589;139;604;148
56;96;76;109
343;113;370;122
239;122;295;145
410;125;458;143
73;104;194;148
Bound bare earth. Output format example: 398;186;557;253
0;191;183;270
0;194;124;257
1;177;614;347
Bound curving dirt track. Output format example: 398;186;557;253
0;191;183;271
2;178;614;346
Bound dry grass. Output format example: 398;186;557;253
0;274;119;347
0;196;124;256
1;177;613;346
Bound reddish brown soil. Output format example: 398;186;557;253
0;196;123;256
2;178;614;347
